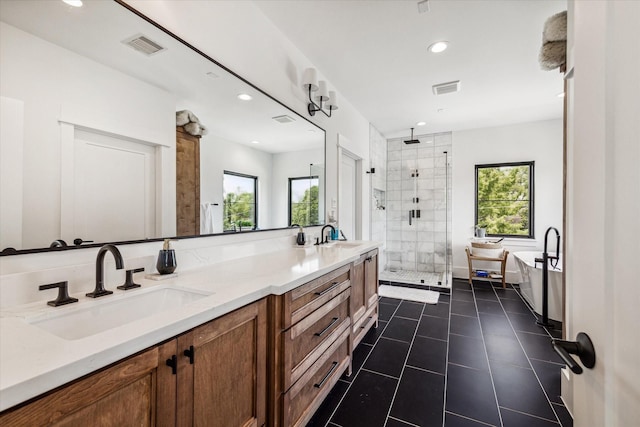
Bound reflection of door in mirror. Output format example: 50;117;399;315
176;126;200;236
340;153;358;240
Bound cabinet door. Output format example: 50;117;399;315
0;343;176;427
180;299;267;427
364;250;379;308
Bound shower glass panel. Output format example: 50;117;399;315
382;132;452;288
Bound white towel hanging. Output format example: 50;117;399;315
200;203;215;234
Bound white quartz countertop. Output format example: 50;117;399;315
0;240;380;412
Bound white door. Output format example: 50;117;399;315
339;153;357;240
65;128;156;243
565;1;640;425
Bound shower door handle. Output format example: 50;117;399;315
409;210;415;225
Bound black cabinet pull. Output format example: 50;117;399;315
314;317;339;337
314;361;338;389
184;345;195;364
166;355;177;375
315;281;339;296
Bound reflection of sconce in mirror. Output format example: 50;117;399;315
302;68;338;117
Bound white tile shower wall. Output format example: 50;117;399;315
369;124;387;272
386;131;452;275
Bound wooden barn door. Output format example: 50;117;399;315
176;126;200;236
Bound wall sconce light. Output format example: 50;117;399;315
302;68;338;117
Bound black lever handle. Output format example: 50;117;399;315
552;332;596;375
117;267;144;290
39;281;78;307
73;238;94;246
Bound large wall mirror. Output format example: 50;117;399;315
0;0;325;254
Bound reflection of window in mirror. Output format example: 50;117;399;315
223;171;257;231
288;176;320;226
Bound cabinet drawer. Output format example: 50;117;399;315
283;289;350;389
283;328;350;427
281;264;350;329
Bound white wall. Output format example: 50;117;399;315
452;119;563;281
0;22;176;248
126;0;372;239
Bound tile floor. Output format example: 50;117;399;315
307;279;573;427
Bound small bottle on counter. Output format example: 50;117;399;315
156;239;177;275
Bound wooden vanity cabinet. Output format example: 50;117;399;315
0;299;267;427
0;341;177;426
350;249;379;347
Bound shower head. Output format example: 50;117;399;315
404;128;420;144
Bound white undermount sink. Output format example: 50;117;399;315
27;286;211;340
321;241;363;249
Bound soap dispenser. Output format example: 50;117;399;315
296;225;306;246
156;239;177;275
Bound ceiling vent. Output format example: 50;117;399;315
123;34;166;56
432;80;461;95
272;115;296;124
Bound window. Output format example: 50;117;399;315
288;176;320;226
475;161;534;238
223;171;257;231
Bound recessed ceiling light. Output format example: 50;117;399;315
251;140;260;144
206;71;219;79
557;92;565;98
62;0;83;7
437;108;445;113
237;93;252;101
416;121;427;126
428;41;448;53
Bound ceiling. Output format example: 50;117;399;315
255;0;567;139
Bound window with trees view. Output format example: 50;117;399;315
223;171;257;231
289;176;319;226
475;161;534;238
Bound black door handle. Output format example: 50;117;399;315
184;345;195;364
166;355;177;375
552;332;596;374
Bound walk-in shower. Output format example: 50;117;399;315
380;131;452;288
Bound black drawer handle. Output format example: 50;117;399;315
360;316;374;329
166;355;177;375
314;361;338;389
314;317;339;337
184;345;195;364
315;281;339;296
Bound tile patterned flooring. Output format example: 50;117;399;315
307;279;573;427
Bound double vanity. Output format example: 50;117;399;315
0;239;380;426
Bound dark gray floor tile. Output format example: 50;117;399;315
473;288;499;302
448;334;488;371
495;288;523;301
306;379;350;426
395;300;425;319
507;311;548;335
341;343;372;382
390;367;445;426
500;407;560;426
423;301;450;318
379;302;399;321
383;316;419;343
531;359;563;404
450;314;482;338
445;364;500;426
331;370;397;427
451;300;478;317
479;312;516;337
416;315;449;341
476;299;503;315
500;297;534;315
452;289;474;302
452;280;472;291
363;337;410;378
490;361;557;421
471;282;496;292
385;417;416;426
407;335;447;374
445;411;497;426
362;320;388;345
516;331;564;364
484;334;530;368
380;296;402;306
552;403;573;427
438;293;451;303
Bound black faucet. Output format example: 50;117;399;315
535;227;561;328
87;244;124;298
320;224;336;244
49;239;68;248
